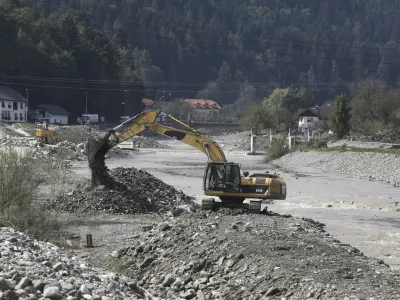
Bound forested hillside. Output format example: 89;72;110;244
3;0;400;119
0;0;144;119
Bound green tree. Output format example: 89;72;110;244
164;101;191;119
329;94;351;138
239;104;272;133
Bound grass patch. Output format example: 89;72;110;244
0;147;65;242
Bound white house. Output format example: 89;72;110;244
33;104;71;125
295;104;333;130
0;86;29;123
297;109;320;129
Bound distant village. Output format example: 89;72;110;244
0;85;332;131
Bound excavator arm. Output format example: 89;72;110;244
87;110;226;175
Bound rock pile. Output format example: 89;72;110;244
0;226;151;300
349;130;400;143
0;137;130;163
48;167;196;214
111;210;400;299
213;131;270;152
128;136;169;149
52;126;104;144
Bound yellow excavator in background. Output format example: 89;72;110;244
87;109;287;213
35;120;53;144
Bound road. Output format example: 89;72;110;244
71;142;400;270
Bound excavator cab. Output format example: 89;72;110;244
203;162;241;193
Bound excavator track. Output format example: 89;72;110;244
201;198;262;214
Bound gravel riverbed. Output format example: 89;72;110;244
273;151;400;187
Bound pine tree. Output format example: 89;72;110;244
329;94;351;138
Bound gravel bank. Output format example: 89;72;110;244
0;227;152;300
327;140;398;149
273;151;400;187
213;131;269;152
107;209;400;300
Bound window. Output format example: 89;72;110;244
20;102;23;109
14;113;17;120
20;113;23;120
1;101;4;108
13;102;17;110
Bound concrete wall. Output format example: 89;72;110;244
0;100;28;123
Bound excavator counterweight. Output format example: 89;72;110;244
87;109;287;213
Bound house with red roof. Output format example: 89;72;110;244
183;99;221;121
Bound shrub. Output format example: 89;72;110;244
265;135;289;162
0;147;61;241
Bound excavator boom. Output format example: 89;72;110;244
86;110;226;184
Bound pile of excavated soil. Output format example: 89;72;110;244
110;210;400;300
47;167;196;214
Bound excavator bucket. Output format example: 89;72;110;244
86;131;114;186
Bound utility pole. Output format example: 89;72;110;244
84;92;88;125
163;90;166;107
124;90;127;116
169;93;172;102
25;89;29;101
85;92;88;114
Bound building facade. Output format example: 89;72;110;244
0;86;28;123
183;99;221;121
33;104;71;125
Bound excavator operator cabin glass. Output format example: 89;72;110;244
204;164;224;191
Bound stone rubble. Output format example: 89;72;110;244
273;150;400;187
0;136;131;163
127;136;169;149
348;130;400;144
0;226;154;300
212;131;270;152
47;167;196;214
110;209;400;300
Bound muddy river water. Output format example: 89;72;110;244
71;143;400;270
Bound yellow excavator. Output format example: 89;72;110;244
35;120;53;144
87;109;287;213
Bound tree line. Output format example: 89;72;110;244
19;0;400;111
0;0;144;120
240;78;400;138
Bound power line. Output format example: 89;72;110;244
0;80;355;93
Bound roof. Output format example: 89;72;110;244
296;103;333;120
0;86;28;102
35;104;71;116
142;98;155;107
183;99;221;110
313;103;333;120
296;109;320;118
